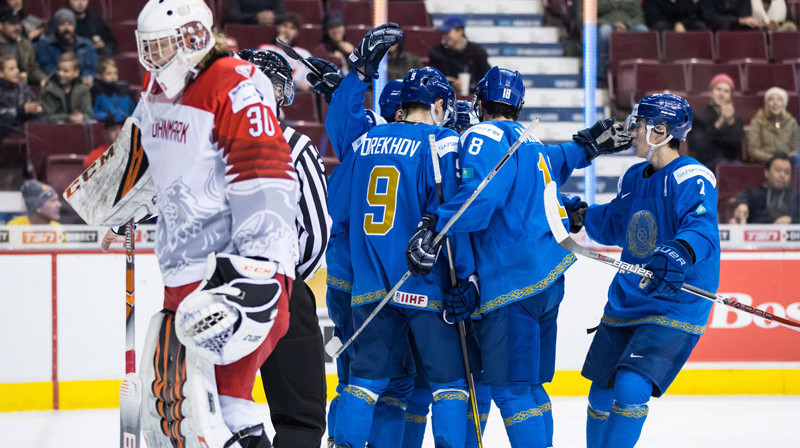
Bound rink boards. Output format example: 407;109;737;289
0;230;799;411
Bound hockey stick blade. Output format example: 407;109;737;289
325;120;541;358
120;373;141;448
275;38;324;78
542;183;800;333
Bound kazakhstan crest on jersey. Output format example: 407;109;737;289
627;210;657;258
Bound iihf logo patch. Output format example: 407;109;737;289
627;210;657;259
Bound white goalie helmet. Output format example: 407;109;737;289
136;0;214;98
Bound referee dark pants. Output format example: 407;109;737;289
260;276;327;447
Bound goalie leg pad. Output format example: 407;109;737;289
140;311;243;448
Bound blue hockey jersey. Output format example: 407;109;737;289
583;157;721;335
436;120;591;314
347;121;476;311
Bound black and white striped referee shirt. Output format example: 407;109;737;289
281;123;331;281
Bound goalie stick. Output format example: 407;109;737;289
120;220;141;448
429;134;483;448
542;182;800;333
324;119;541;358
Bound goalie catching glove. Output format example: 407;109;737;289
639;240;694;298
350;23;403;80
175;253;291;365
573;117;633;161
406;213;443;276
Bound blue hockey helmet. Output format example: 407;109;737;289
401;67;455;125
628;93;693;141
473;66;525;116
379;79;403;120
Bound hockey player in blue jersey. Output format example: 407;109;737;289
578;93;720;448
330;58;479;446
309;24;409;447
406;66;633;448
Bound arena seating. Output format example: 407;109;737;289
662;31;714;63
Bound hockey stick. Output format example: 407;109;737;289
325;119;540;358
120;219;141;448
429;135;484;448
542;182;800;333
275;38;324;78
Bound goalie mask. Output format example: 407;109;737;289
136;0;214;98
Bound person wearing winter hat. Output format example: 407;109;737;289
34;7;98;80
687;73;744;172
8;179;61;225
747;86;799;163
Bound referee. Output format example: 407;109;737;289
240;49;331;448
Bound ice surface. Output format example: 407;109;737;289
1;396;798;447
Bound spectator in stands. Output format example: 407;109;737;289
4;0;45;42
312;10;353;74
751;0;798;31
643;0;708;31
259;12;311;91
747;87;799;163
83;116;122;169
0;4;44;85
91;59;134;121
730;154;798;224
387;41;421;81
428;14;491;95
0;54;40;142
34;8;98;81
41;51;92;123
8;179;61;225
688;73;744;172
699;0;765;30
594;0;649;85
226;0;283;26
68;0;116;57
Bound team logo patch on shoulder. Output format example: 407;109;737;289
672;164;717;188
695;204;707;215
235;64;254;78
627;210;658;259
393;291;428;308
229;80;264;113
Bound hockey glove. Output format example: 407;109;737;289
349;23;403;80
305;57;343;104
561;194;588;233
406;213;443;276
443;276;480;323
573;117;632;161
639;240;694;298
175;253;290;365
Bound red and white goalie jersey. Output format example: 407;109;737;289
133;57;299;303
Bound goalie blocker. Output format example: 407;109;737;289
63;117;157;227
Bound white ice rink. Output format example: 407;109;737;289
1;396;798;447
